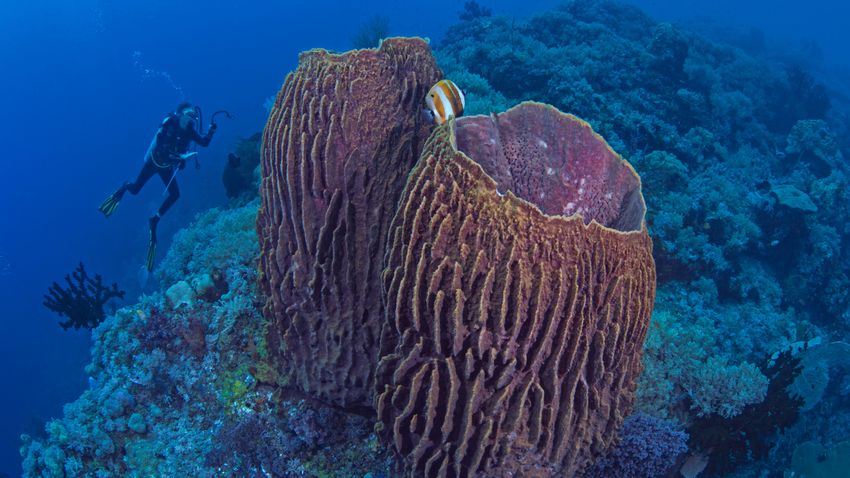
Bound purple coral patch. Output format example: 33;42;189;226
584;413;688;478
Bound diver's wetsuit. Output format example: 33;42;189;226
119;114;215;217
98;106;217;271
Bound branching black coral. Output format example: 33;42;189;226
43;262;125;330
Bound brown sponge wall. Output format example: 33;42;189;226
377;106;655;477
258;38;441;408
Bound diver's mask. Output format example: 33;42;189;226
179;106;199;129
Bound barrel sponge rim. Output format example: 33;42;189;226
298;36;435;62
450;101;648;236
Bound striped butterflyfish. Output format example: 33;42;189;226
425;79;465;124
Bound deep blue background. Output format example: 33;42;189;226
1;0;847;475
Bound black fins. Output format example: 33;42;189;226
98;193;121;217
146;215;160;272
145;238;156;272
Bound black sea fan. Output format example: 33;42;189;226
43;262;125;330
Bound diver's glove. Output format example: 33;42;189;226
208;123;218;135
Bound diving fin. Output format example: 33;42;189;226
145;238;156;272
145;214;160;272
98;185;127;218
98;193;121;217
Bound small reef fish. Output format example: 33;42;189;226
425;79;465;124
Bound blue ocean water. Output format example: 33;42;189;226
2;0;849;476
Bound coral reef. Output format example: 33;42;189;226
756;340;850;477
787;441;850;478
22;0;850;475
257;37;441;408
203;401;392;477
637;281;792;421
43;262;125;330
377;103;654;477
583;413;688;478
157;203;259;287
688;349;804;475
788;341;850;411
21;201;394;477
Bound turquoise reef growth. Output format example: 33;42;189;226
20;200;394;477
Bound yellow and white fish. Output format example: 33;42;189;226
425;79;465;124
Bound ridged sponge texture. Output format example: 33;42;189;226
377;102;656;477
257;38;442;408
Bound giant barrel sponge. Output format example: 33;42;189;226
257;38;441;407
377;102;656;477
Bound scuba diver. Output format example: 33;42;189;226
98;102;217;271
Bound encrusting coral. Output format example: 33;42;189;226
257;37;441;408
377;103;655;477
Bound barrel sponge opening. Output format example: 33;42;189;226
454;102;646;232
